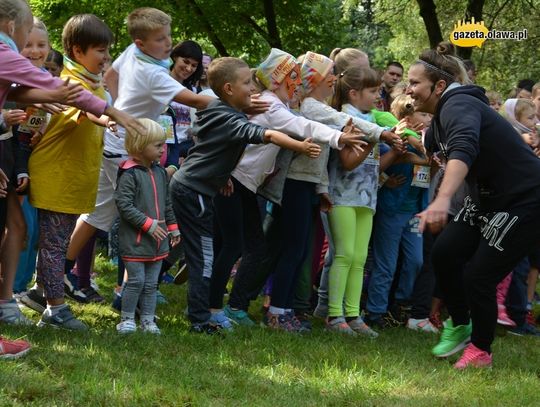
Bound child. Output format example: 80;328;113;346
486;90;502;112
389;94;427;152
532;82;540;121
28;14;127;330
169;56;320;334
63;7;216;302
323;65;386;337
44;49;63;77
501;98;538;147
0;0;136;357
208;48;362;330
12;18;50;303
115;118;180;334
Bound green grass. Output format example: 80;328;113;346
1;256;539;406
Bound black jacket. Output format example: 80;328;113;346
426;85;540;211
172;99;266;197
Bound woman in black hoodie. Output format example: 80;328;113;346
407;42;540;369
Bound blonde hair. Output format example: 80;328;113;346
207;57;249;99
515;98;535;122
532;82;540;98
250;67;265;93
390;82;407;100
329;47;369;75
391;94;416;120
127;7;171;41
486;90;502;105
32;16;47;34
0;0;31;25
125;118;166;156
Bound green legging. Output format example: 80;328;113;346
328;206;373;317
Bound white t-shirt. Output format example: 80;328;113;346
104;44;186;154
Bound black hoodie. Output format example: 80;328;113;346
426;85;540;211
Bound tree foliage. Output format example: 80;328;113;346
30;0;539;94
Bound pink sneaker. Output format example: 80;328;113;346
497;304;516;327
454;343;492;370
0;336;31;359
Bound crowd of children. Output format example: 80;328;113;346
0;1;538;370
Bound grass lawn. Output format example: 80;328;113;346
1;256;539;406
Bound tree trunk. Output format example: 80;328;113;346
185;0;229;56
416;0;443;49
457;0;485;59
263;0;282;48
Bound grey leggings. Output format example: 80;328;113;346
121;260;162;321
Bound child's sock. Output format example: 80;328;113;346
45;303;68;316
345;316;358;323
269;306;285;315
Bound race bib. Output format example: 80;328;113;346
157;115;175;144
378;172;389;189
411;165;430;188
17;107;48;134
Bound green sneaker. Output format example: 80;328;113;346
223;305;255;326
432;319;472;358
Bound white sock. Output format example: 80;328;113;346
46;303;67;316
269;306;285;315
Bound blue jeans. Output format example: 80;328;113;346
367;211;423;317
317;211;335;308
14;197;39;293
507;257;529;326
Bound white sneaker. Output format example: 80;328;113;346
140;319;161;335
116;319;136;334
0;300;33;325
407;318;439;333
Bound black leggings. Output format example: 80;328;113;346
210;177;266;310
432;194;540;352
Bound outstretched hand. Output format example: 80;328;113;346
340;118;368;156
53;77;84;106
301;138;322;158
243;94;271;115
2;109;26;126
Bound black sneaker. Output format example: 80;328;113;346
365;314;398;329
508;323;540;337
189;322;222;335
19;289;47;313
80;287;105;303
174;262;188;285
64;273;88;303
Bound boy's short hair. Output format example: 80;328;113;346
207;57;249;99
125;118;166;156
486;90;502;104
532;82;540;98
0;0;31;25
62;14;113;60
127;7;171;41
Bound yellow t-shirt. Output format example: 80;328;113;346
29;69;106;214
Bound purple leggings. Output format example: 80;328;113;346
37;209;77;299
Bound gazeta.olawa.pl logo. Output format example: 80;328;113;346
450;18;527;48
